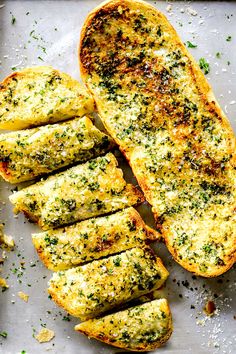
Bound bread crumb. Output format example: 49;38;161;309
0;277;9;290
35;328;55;343
0;224;15;250
204;300;216;316
186;7;198;16
18;291;29;302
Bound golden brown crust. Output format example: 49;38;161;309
77;327;172;352
79;0;236;277
0;162;11;181
34;244;50;269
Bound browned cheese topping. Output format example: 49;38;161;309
79;0;236;276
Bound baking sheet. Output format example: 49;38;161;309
0;1;235;353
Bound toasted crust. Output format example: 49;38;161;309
75;298;172;352
9;153;144;230
79;0;236;277
0;116;114;184
32;207;160;271
0;66;95;130
48;247;169;320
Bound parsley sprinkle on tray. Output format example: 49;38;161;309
0;331;8;338
199;57;210;75
186;41;197;48
11;14;16;25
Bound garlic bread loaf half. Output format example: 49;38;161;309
0;66;94;130
9;153;144;230
79;0;236;277
75;298;172;352
32;207;159;271
48;247;169;320
0;116;114;184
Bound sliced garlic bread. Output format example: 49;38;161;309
32;207;159;271
9;153;144;230
0;116;114;184
75;298;172;352
0;66;94;130
79;0;236;277
48;247;169;320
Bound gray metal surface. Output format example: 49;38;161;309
0;1;235;353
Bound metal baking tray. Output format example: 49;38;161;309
0;1;235;353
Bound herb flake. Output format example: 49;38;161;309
186;41;197;48
0;331;8;338
11;14;16;25
199;57;210;75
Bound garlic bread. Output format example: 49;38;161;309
0;116;114;183
9;153;144;230
79;0;236;277
48;247;169;320
32;207;159;271
75;298;172;352
0;66;94;130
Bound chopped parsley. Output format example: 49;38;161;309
44;236;58;246
0;331;8;338
177;233;188;246
62;315;71;322
113;256;121;267
11;14;16;25
186;41;197;48
88;182;100;191
226;35;232;42
38;45;47;54
199;58;210;75
202;243;214;254
216;52;221;59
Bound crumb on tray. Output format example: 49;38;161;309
204;300;216;316
0;224;15;250
186;7;198;16
0;277;9;290
35;328;55;343
18;291;29;302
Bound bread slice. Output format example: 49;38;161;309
0;66;94;130
0;116;114;184
48;246;169;320
75;298;172;352
32;207;160;271
9;152;144;230
79;0;236;277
